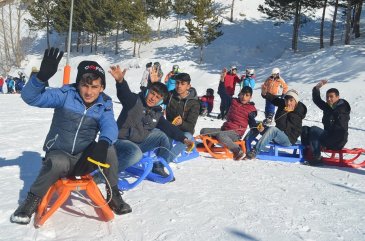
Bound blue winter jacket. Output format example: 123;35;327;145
21;75;118;155
241;76;256;89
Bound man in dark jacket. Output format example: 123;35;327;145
109;65;194;178
302;80;351;166
11;48;130;225
245;88;307;159
165;73;200;162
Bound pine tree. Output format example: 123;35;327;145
172;0;192;36
25;0;56;49
185;0;223;63
258;0;321;52
146;0;171;39
125;0;152;57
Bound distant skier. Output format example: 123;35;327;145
164;64;180;91
261;67;288;124
240;68;256;89
217;66;242;119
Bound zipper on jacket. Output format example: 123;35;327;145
71;109;87;154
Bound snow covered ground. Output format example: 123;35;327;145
1;1;365;240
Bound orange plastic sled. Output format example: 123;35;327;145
195;135;246;159
34;175;114;228
321;148;365;168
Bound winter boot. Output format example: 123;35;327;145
232;149;244;161
304;155;323;166
10;192;41;225
245;149;257;160
152;162;175;182
106;185;132;215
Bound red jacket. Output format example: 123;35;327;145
221;99;257;136
0;77;4;87
224;72;241;96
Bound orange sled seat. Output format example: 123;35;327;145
34;175;114;228
195;135;246;159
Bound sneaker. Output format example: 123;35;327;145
245;149;257;160
263;117;273;125
233;150;244;160
10;192;41;224
106;186;132;215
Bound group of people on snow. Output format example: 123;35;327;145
0;72;27;94
10;48;351;225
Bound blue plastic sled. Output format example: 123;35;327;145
247;139;304;163
172;140;200;163
118;152;174;190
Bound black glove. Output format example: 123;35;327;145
71;140;109;176
36;47;64;82
87;140;109;165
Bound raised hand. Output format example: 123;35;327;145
150;66;160;83
261;84;268;96
109;65;127;83
315;79;328;89
37;48;64;82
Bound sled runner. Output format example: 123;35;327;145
195;135;246;159
35;175;114;228
118;152;174;190
246;138;304;163
321;148;365;168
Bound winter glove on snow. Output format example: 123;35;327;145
71;140;109;176
36;48;64;82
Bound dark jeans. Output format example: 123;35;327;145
200;128;241;153
30;146;119;198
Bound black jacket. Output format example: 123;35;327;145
312;87;351;149
166;88;200;134
116;80;187;143
266;93;307;144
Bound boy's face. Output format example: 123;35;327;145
78;78;104;106
146;89;163;107
285;97;297;111
238;92;252;104
175;80;190;96
326;92;339;106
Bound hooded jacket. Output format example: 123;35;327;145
21;75;117;155
312;87;351;149
166;88;200;134
265;93;307;144
116;80;187;144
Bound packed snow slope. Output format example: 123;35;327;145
1;0;365;240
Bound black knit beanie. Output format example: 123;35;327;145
76;61;106;87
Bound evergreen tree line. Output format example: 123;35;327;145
25;0;223;63
258;0;364;51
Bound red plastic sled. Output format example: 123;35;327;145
195;135;246;159
321;148;365;168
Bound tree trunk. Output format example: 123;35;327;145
8;4;16;59
65;35;67;52
320;0;327;49
330;0;339;46
46;19;50;49
77;31;80;52
199;45;203;64
175;15;180;36
115;22;120;54
15;4;22;67
95;34;98;53
344;0;352;45
158;16;162;39
230;0;235;22
138;42;141;58
133;40;136;57
291;0;301;52
90;33;94;53
353;0;363;38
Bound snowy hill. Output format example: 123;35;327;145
1;1;365;240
